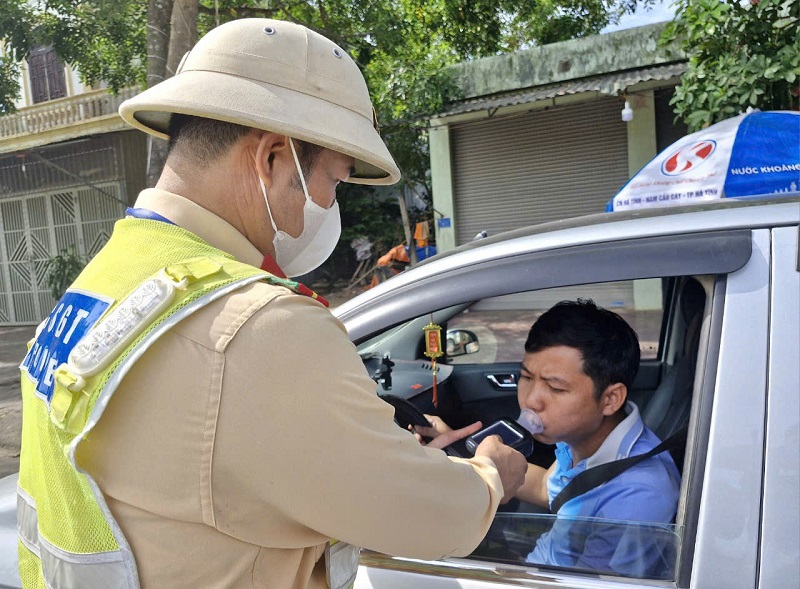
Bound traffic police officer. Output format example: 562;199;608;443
17;18;527;589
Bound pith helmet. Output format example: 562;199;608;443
119;18;400;185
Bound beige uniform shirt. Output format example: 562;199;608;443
76;189;504;589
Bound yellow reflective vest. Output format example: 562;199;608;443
17;217;354;589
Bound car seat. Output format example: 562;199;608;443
641;277;706;472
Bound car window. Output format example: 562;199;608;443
445;279;664;364
354;273;705;585
468;513;681;581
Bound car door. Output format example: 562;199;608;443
340;222;754;589
758;225;800;587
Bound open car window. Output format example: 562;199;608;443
445;279;665;365
353;271;715;585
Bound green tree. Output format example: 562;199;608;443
34;1;148;95
1;0;656;173
662;0;800;131
437;0;652;56
0;0;33;114
45;246;86;301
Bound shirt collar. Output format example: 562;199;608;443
133;189;263;268
585;401;644;469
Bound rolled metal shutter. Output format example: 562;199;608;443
450;98;629;245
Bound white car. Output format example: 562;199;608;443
1;195;798;589
339;196;799;589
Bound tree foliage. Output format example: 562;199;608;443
46;1;148;92
0;0;33;114
438;0;650;55
45;246;86;301
662;0;800;131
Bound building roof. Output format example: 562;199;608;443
434;22;686;120
435;63;686;118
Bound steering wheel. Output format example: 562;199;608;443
379;394;431;430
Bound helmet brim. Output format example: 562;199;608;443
119;70;401;185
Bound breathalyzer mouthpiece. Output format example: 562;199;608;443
518;409;543;435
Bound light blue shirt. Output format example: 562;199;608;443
527;402;681;578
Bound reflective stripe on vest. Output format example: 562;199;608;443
18;271;267;588
18;487;130;589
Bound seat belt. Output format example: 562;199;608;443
550;427;687;514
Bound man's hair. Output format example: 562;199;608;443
524;299;640;399
167;114;323;177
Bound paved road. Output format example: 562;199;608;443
0;326;35;479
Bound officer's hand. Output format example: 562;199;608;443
410;415;483;450
474;435;527;504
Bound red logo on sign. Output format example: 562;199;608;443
661;140;717;176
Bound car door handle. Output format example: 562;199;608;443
486;374;517;389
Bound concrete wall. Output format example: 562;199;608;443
429;126;457;251
626;90;658;177
451;23;681;100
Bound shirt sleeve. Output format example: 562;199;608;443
210;289;503;559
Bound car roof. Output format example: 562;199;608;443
421;194;800;266
335;195;799;319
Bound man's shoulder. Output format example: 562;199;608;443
592;430;681;523
634;423;666;451
618;424;681;486
594;467;679;524
607;460;677;496
176;279;340;352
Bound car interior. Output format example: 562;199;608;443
357;273;713;581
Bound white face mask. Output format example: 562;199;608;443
260;138;341;277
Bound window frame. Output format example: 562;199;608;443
443;278;670;366
26;45;68;104
343;230;752;345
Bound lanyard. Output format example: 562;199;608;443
126;207;176;225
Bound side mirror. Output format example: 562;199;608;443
446;329;480;357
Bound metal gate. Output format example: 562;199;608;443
0;183;125;325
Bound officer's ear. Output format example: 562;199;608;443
253;132;288;188
600;382;627;416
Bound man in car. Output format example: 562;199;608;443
416;299;681;577
16;18;528;589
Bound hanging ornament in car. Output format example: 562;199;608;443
423;319;443;407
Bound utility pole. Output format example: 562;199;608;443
397;185;417;265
